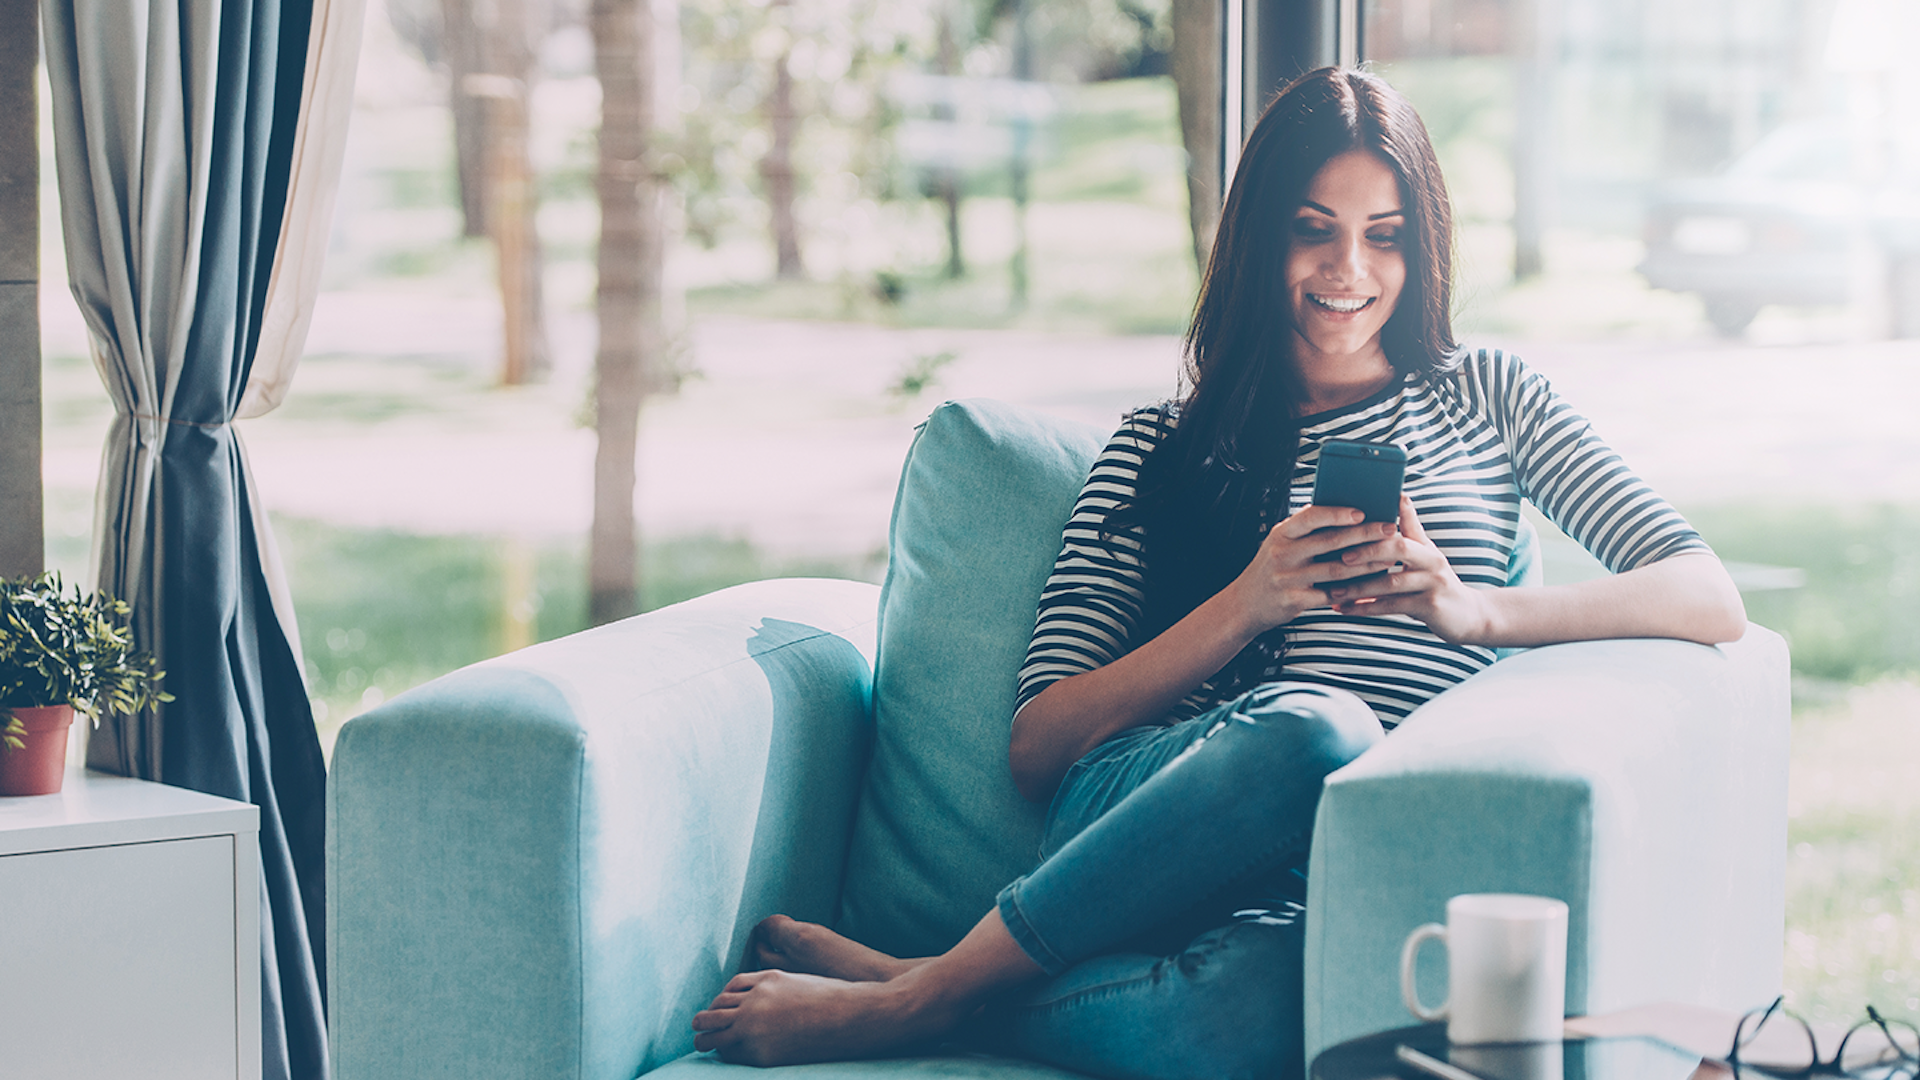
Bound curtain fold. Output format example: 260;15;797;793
43;2;364;1078
245;0;367;662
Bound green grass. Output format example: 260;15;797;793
1676;503;1920;1026
1783;681;1920;1025
1686;505;1920;685
272;517;883;756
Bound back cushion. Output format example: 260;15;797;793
836;399;1107;959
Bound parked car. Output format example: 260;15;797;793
1639;121;1920;337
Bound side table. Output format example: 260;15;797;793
1311;1023;1721;1080
0;769;261;1080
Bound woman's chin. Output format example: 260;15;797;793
1295;328;1388;364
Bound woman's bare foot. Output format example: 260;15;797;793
699;908;1043;1067
748;914;925;982
691;968;964;1066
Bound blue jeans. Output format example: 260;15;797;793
988;682;1383;1080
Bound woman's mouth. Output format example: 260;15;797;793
1309;294;1374;313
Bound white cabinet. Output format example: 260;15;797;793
0;771;260;1080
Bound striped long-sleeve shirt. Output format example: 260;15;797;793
1013;348;1711;728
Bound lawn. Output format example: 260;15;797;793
1690;505;1920;1023
273;521;882;756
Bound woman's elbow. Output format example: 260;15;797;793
1693;604;1748;645
1007;711;1054;804
1687;558;1748;645
1007;747;1055;805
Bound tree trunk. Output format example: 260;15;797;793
762;0;805;280
1512;0;1554;280
442;0;490;238
488;0;552;384
1008;0;1032;310
934;5;963;279
590;0;662;624
1171;0;1221;279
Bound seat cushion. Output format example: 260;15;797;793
835;399;1107;959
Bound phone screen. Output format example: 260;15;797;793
1311;440;1407;523
1309;441;1407;579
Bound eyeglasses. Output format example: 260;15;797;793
1725;996;1920;1078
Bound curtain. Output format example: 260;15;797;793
43;2;364;1078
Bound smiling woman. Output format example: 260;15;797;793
688;67;1745;1078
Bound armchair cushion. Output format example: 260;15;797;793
836;399;1108;960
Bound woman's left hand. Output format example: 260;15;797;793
1323;495;1495;643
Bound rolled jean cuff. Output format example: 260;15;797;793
996;879;1069;976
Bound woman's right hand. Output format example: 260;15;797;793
1223;505;1401;635
1012;505;1397;802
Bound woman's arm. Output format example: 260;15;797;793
1010;506;1399;802
1325;497;1747;648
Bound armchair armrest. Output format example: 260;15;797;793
1303;625;1790;1062
328;577;880;1080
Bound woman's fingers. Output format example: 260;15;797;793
692;993;748;1029
1397;494;1429;543
1280;503;1368;538
1329;570;1434;606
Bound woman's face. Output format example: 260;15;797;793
1285;150;1408;367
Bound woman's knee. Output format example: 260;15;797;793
1223;683;1384;781
1001;919;1308;1080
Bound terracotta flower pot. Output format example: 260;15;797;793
0;704;76;796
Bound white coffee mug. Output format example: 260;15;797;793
1399;893;1569;1045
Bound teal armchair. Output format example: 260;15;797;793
328;399;1789;1079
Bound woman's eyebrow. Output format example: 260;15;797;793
1296;200;1407;220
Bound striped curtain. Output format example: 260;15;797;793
42;1;365;1077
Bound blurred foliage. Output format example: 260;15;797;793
672;0;1170;251
1364;57;1515;225
888;349;958;399
673;0;920;247
688;76;1194;335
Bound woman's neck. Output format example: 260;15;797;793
1292;341;1398;417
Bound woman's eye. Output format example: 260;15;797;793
1291;219;1334;242
1368;229;1401;247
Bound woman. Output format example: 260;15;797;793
691;67;1747;1078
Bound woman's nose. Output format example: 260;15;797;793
1324;234;1368;283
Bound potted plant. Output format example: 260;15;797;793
1;572;171;796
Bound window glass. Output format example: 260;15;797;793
41;0;1206;745
1366;0;1920;1028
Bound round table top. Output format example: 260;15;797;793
1311;1023;1719;1080
1311;1024;1452;1080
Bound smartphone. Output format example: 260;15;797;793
1308;440;1407;586
1311;439;1407;523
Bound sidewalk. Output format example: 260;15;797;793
40;286;1920;567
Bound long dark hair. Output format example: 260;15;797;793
1121;67;1458;656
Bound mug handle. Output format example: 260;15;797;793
1400;922;1449;1022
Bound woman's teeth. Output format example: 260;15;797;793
1311;295;1373;313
